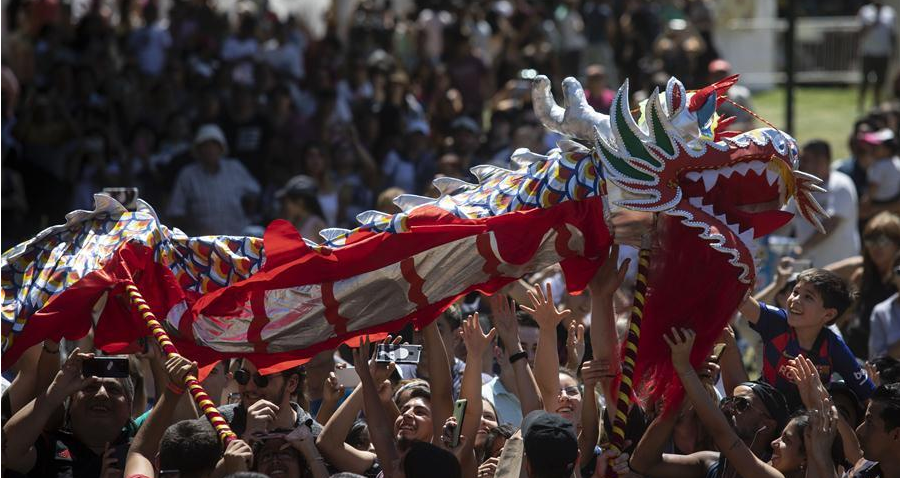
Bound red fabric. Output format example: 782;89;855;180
175;197;611;372
630;215;749;412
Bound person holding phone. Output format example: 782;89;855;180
2;348;138;477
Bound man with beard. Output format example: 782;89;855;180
218;359;322;440
846;383;900;477
631;381;790;478
3;348;137;477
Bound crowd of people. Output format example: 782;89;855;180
4;0;900;477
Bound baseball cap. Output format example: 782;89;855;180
405;119;431;136
522;411;578;474
275;175;318;199
860;128;895;145
451;116;481;134
194;124;228;154
708;59;732;74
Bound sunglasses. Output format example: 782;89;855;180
720;395;752;413
233;369;271;388
558;386;581;398
864;234;896;249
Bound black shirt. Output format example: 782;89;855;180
14;426;134;478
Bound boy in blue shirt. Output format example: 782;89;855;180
739;268;875;408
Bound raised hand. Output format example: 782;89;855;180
566;321;586;369
663;328;696;374
866;361;882;387
439;416;469;457
803;402;838;464
786;354;828;410
591;448;631;478
99;442;121;478
581;359;619;387
353;336;376;384
323;372;345;403
697;356;721;386
478;457;499;478
486;293;520;351
589;244;631;298
163;354;197;390
47;347;97;401
244;399;279;439
520;282;571;329
460;313;496;358
222;438;254;472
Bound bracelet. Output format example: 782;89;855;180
509;351;528;364
42;343;60;354
166;382;185;395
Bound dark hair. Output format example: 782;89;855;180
347;419;370;450
802;140;831;161
871;355;900;384
872;383;900;432
482;423;517;461
159;420;221;476
224;473;270;478
404;441;461;478
440;305;462;330
796;268;854;322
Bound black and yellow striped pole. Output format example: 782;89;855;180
609;242;651;454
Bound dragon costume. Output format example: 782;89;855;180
2;74;826;408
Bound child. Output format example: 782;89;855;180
739;268;875;408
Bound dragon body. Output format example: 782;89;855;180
2;74;825;402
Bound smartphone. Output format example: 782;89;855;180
102;187;139;210
451;399;467;447
335;366;361;388
711;343;727;363
82;357;130;378
375;344;423;364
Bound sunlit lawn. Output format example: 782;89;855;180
752;86;861;161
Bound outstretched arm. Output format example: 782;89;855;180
2;348;96;474
588;245;629;422
488;294;543;415
665;328;782;478
355;337;402;478
521;282;570;406
457;313;496;475
423;321;454;440
125;355;203;477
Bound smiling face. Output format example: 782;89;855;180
256;439;304;478
769;418;806;472
476;399;499;449
785;280;835;329
722;385;776;442
553;373;583;424
238;360;294;409
69;378;132;438
394;396;433;444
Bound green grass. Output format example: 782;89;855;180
752;86;859;160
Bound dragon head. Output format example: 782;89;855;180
533;75;828;283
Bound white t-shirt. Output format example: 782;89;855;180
788;170;860;267
867;155;900;202
166;158;261;235
859;3;896;56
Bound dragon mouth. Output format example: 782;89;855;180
673;158;796;282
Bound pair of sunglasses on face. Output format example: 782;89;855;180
233;368;273;388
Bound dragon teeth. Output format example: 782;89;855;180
739;227;755;244
701;170;718;191
766;169;779;185
686;171;702;182
748;160;766;173
688;197;703;207
733;162;751;176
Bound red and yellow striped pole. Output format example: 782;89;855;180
609;244;651;454
124;283;237;445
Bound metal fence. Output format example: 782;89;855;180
720;16;861;87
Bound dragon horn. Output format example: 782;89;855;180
532;75;611;140
688;74;740;112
